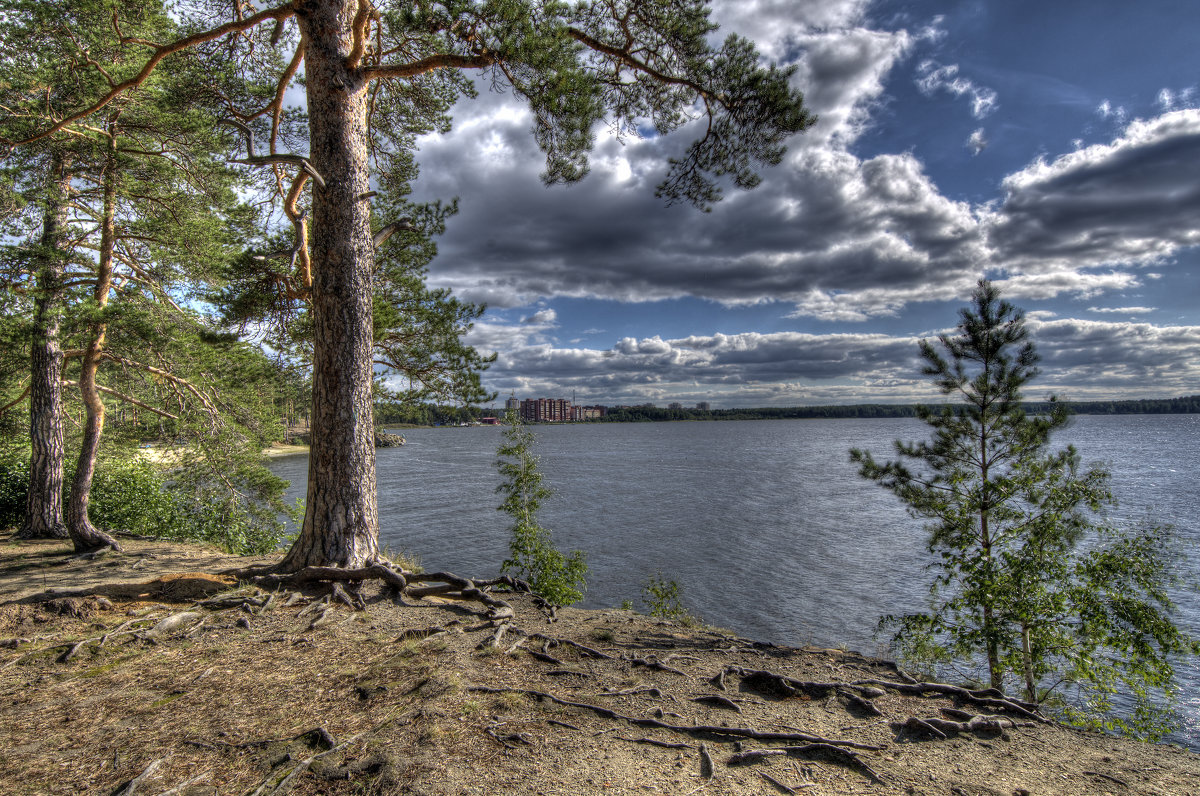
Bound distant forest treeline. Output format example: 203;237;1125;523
373;395;1200;427
597;396;1200;423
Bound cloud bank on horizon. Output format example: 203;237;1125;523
402;0;1200;408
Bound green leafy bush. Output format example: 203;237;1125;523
0;448;29;531
0;450;290;555
641;571;688;620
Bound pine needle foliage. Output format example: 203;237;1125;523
851;280;1198;740
495;410;586;607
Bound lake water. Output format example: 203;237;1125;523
269;415;1200;748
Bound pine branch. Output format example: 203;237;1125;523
7;4;297;150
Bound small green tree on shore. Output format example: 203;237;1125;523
495;410;586;607
851;279;1198;739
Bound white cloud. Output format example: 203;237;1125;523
522;308;558;325
1028;318;1200;399
967;127;987;155
914;61;998;119
1087;306;1155;314
1156;86;1195;112
1096;100;1127;123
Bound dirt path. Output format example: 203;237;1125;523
1;534;1197;795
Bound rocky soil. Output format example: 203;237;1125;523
1;533;1197;795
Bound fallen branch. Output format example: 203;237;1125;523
1083;770;1130;788
485;721;535;749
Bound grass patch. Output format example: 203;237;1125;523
149;691;186;709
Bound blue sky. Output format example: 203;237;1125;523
405;0;1200;408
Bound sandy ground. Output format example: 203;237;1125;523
1;533;1198;795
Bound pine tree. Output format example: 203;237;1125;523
1;0;286;553
8;0;814;571
495;410;586;606
852;280;1198;738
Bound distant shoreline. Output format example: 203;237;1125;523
590;395;1200;424
263;443;309;458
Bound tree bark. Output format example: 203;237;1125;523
279;0;379;569
65;142;122;554
1020;621;1036;703
18;153;72;540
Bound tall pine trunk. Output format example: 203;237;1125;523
66;142;121;553
18;153;71;541
279;0;380;569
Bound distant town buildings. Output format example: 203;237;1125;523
514;397;606;423
496;395;709;422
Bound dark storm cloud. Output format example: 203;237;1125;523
462;324;931;406
397;3;1200;405
457;317;1200;408
408;5;1200;322
990;111;1200;272
409;13;994;317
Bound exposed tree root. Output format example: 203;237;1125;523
50;610;200;663
240;563;408;593
603;685;667;699
629;654;688;676
894;708;1035;739
151;771;210;795
713;666;883;701
758;769;813;793
619;736;693;749
196;588;278;612
728;743;887;785
466;686;883;750
232;561;565;626
853;679;1047;722
525;646;564;665
395;620;463;642
529;633;614;660
692;694;743;713
698;742;715;779
111;755;168;796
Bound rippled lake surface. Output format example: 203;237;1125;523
269;414;1200;748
